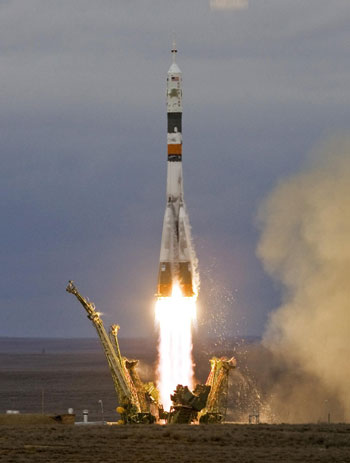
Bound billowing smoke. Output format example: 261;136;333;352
257;136;350;422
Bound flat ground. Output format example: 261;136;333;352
1;423;350;462
1;338;349;462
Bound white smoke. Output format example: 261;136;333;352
257;136;350;419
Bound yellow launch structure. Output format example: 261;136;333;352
66;281;157;423
199;357;236;423
166;357;236;424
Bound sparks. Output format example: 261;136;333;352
155;282;196;411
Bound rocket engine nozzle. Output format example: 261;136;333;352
157;262;194;298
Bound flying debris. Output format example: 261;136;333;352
157;41;195;298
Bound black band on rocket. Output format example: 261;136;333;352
167;113;182;133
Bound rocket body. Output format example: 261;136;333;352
157;46;194;298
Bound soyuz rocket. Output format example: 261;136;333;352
157;42;195;298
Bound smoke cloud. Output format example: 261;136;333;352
257;136;350;421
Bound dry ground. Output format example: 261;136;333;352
1;423;350;463
1;338;349;462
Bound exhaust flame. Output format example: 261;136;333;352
155;283;196;411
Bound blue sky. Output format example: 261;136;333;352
1;0;350;337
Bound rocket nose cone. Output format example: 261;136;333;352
168;62;182;74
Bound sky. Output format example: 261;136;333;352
1;0;350;338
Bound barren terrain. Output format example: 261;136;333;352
1;338;349;461
1;423;350;462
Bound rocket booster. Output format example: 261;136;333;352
157;43;195;298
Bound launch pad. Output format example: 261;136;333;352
66;281;236;424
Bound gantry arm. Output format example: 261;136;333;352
203;357;236;417
66;280;140;411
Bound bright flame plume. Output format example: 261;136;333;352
155;283;196;411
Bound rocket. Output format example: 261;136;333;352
157;42;195;298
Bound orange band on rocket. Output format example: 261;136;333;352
167;144;182;155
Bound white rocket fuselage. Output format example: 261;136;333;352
157;47;194;298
